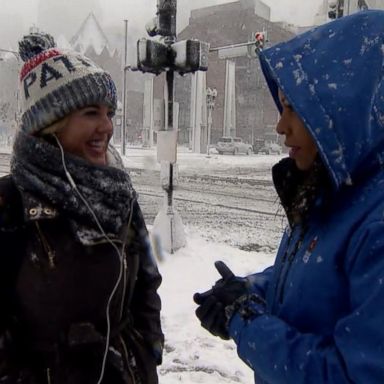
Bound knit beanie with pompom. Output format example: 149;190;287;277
18;32;117;135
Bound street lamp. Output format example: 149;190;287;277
206;87;217;155
121;19;128;156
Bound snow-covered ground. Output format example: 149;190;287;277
122;146;284;383
122;145;282;180
156;228;275;383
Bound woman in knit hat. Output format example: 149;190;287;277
0;32;163;383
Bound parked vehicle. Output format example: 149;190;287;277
252;139;265;154
258;142;283;155
215;137;253;155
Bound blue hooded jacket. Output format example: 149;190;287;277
228;10;384;383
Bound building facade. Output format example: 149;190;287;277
153;0;294;151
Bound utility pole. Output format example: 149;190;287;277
0;48;21;145
162;4;178;253
121;19;128;156
131;0;209;253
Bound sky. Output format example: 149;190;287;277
97;0;325;29
0;0;325;50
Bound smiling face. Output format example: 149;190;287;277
56;104;114;166
276;90;318;171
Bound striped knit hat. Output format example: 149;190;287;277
18;32;117;135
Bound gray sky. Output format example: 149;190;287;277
99;0;325;29
0;0;324;49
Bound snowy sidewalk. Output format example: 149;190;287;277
154;227;276;383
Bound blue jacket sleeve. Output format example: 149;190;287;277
246;266;274;296
228;222;384;383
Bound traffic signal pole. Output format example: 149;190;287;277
160;1;176;230
209;31;266;56
165;69;175;207
132;0;209;254
155;0;181;254
163;63;178;254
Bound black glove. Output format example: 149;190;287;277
194;261;250;340
194;261;250;307
195;295;230;340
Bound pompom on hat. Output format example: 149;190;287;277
18;32;117;135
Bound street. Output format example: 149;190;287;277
123;147;286;252
0;147;286;252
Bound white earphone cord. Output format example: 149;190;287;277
53;134;134;384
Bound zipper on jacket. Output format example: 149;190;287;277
35;221;56;269
119;334;136;384
119;256;128;321
276;226;306;304
278;238;303;303
46;368;52;384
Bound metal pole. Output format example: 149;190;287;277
209;41;260;52
166;70;175;213
121;19;128;156
164;0;177;253
151;0;186;254
166;70;174;131
207;108;212;155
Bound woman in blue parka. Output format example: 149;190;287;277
194;10;384;384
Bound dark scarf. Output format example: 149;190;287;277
11;131;136;242
272;156;331;226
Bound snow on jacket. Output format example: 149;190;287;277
228;10;384;384
0;174;163;384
